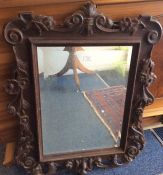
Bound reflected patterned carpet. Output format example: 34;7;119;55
83;85;126;141
0;130;163;175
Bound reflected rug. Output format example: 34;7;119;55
83;85;126;142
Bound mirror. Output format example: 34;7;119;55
3;1;162;174
37;46;132;156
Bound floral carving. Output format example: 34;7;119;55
119;17;142;34
3;2;162;175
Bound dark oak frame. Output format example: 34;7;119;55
3;2;162;175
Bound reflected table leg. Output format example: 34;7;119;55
55;47;94;90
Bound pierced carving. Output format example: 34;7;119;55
4;2;162;42
65;157;113;175
3;1;162;175
4;50;37;171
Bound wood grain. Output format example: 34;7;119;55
144;98;163;117
149;16;163;98
143;115;163;129
3;142;16;166
0;0;158;9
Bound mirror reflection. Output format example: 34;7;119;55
37;46;132;155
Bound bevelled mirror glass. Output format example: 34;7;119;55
3;2;162;175
37;46;132;156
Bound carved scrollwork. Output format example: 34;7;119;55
65;157;112;175
5;79;20;95
18;12;55;34
141;16;162;44
4;2;162;42
5;69;37;172
95;14;119;33
62;2;98;35
125;124;144;162
66;159;93;174
64;13;84;29
4;37;37;172
140;58;156;105
148;30;159;44
4;12;56;45
3;1;162;175
119;17;142;34
123;50;158;163
7;28;23;45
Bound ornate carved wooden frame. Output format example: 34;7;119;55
3;2;162;175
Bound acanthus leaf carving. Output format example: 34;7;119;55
4;2;162;43
123;53;157;164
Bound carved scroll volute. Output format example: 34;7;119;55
63;1;118;35
63;2;98;35
142;16;162;45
